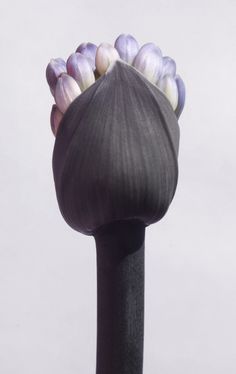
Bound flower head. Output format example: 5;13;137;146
46;34;186;137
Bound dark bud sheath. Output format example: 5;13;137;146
53;60;179;235
52;60;180;374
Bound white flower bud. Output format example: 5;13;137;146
95;43;120;75
157;74;178;111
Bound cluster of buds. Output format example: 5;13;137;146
46;34;186;136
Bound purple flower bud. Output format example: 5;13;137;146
157;74;178;111
54;73;81;113
133;43;163;84
161;56;176;78
95;43;120;75
76;42;97;70
175;74;186;118
136;42;162;56
114;34;139;64
46;58;66;95
50;104;63;136
67;53;95;91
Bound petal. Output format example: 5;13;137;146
161;56;176;78
54;73;81;113
114;33;139;64
135;42;162;58
50;104;63;136
67;53;95;91
95;43;120;75
76;42;97;70
46;58;66;94
133;43;163;84
175;74;186;118
157;74;178;110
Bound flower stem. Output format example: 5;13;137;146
94;219;145;374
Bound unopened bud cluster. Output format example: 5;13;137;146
46;34;185;136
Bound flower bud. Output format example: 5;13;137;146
95;43;120;75
67;53;95;91
157;74;178;111
76;42;97;70
175;74;186;118
136;42;162;55
46;58;66;95
161;56;176;78
114;34;139;64
54;73;81;113
50;104;63;136
53;60;179;235
133;43;163;84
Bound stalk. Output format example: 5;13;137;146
94;219;145;374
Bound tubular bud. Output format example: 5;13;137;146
46;58;67;95
67;52;95;91
157;74;178;111
161;56;176;78
133;43;163;84
54;73;81;113
76;42;97;70
95;43;120;75
114;33;139;64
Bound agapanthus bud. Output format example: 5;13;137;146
114;34;139;64
76;42;97;70
175;74;186;118
157;74;178;111
136;42;162;55
95;43;120;75
161;56;176;78
133;43;163;84
46;58;66;95
54;73;81;113
67;53;95;91
50;104;63;136
53;60;179;235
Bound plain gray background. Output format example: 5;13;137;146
0;0;235;373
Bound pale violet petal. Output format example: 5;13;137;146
114;34;139;64
136;42;162;57
157;75;178;110
133;43;163;84
46;58;66;95
161;56;176;78
76;42;97;70
95;43;120;75
67;53;95;91
55;73;81;113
